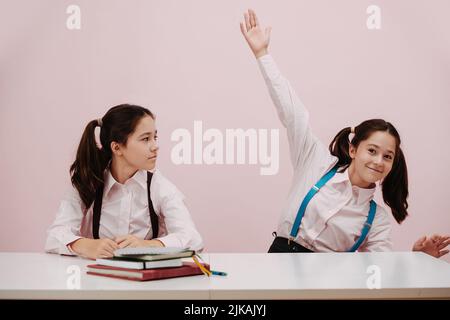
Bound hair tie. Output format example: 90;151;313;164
97;118;103;127
350;126;355;134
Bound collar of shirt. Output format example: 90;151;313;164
328;167;376;205
103;168;149;197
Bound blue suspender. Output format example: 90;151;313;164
289;166;339;242
289;165;377;252
348;200;376;252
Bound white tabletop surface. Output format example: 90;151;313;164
207;252;450;299
0;252;211;299
1;252;449;299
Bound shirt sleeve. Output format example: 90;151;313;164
359;206;393;252
44;187;86;256
154;180;204;252
257;54;332;172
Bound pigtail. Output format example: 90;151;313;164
70;119;109;209
382;147;409;223
329;126;353;172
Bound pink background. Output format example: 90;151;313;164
1;0;449;262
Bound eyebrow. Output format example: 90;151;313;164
367;144;395;155
138;130;157;138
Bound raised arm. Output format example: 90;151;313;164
240;9;332;172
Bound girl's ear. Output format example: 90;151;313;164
110;141;123;156
349;144;356;159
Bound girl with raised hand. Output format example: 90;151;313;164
240;9;449;257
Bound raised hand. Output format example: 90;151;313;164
240;9;272;58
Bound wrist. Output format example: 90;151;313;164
70;238;89;256
144;239;165;247
254;48;268;59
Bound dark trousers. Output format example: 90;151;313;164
268;236;314;253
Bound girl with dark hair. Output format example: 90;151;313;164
45;104;203;260
240;9;449;257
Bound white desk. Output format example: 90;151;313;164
0;253;211;299
1;252;449;299
208;252;450;299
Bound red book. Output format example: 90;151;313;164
86;262;209;281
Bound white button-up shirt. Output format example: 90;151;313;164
45;168;204;255
257;54;392;252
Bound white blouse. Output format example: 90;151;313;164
257;54;392;252
45;168;204;255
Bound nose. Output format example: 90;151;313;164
373;154;383;166
150;142;159;152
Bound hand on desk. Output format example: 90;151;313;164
115;235;164;249
70;235;164;260
413;234;450;258
70;238;119;260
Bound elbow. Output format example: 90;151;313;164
44;237;58;254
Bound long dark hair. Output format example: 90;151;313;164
70;104;154;209
328;119;408;224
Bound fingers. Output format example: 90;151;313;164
431;234;441;242
249;9;256;28
113;235;141;249
115;235;128;244
118;238;133;249
99;249;114;259
108;239;119;251
239;22;248;38
438;250;450;258
244;12;251;32
102;240;118;255
92;239;119;259
250;9;259;27
127;241;141;248
98;243;116;258
438;238;450;250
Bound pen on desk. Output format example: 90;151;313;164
211;270;228;276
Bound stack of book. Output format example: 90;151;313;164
86;247;209;281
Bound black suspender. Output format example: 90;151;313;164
92;187;103;239
146;171;159;240
92;171;159;240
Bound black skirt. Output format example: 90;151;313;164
268;236;314;253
